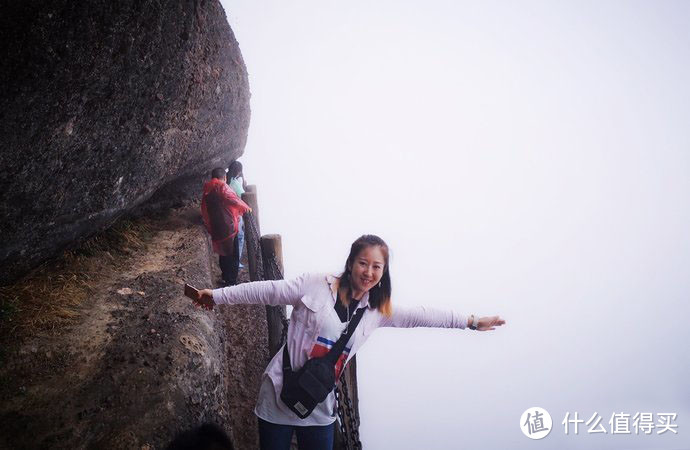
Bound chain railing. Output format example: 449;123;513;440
335;370;363;449
242;207;362;449
261;240;290;351
243;211;289;356
242;211;265;281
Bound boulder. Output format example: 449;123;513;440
0;0;250;284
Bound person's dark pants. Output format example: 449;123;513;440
218;236;240;286
258;417;334;450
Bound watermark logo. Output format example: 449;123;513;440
520;409;679;440
562;412;678;435
520;407;552;439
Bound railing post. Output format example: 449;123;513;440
242;188;261;282
243;185;259;229
260;234;286;357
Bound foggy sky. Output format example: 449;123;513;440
222;1;690;448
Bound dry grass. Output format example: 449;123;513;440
0;219;153;339
75;219;151;257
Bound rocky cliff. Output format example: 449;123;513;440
0;0;250;285
0;206;270;449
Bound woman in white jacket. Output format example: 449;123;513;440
195;234;505;450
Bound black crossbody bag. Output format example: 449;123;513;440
280;307;366;419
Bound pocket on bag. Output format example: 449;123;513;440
297;369;331;402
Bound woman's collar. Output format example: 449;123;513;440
326;274;370;308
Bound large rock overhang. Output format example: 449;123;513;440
0;0;250;284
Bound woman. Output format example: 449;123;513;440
226;161;247;268
195;235;505;450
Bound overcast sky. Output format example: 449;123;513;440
222;1;690;448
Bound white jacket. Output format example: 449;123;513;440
212;273;469;423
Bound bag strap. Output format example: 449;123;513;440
282;343;292;373
282;306;367;372
323;306;366;364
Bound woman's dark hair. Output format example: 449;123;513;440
338;234;392;317
227;160;243;178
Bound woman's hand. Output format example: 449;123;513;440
194;289;215;311
476;315;505;331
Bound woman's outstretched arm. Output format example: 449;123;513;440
194;273;309;310
379;305;505;331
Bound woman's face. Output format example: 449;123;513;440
349;245;386;296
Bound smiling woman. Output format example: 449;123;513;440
195;234;505;450
337;235;392;317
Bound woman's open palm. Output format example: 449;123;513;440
477;315;505;331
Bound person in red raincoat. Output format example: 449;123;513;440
201;167;251;286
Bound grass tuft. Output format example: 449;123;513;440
0;218;153;339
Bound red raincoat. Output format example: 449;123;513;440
201;178;250;256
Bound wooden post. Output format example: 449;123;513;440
242;189;261;282
243;185;259;229
260;234;283;277
260;234;287;358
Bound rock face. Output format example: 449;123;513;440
0;206;270;449
0;0;250;284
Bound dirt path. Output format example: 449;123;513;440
0;206;269;449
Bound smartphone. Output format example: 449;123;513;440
184;283;199;301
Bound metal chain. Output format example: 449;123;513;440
278;307;289;347
340;373;362;449
243;212;265;281
244;211;290;346
335;382;350;449
262;245;290;347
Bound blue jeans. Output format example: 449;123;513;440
237;216;245;267
258;417;334;450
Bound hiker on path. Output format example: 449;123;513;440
194;234;506;450
227;160;248;269
200;167;251;286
